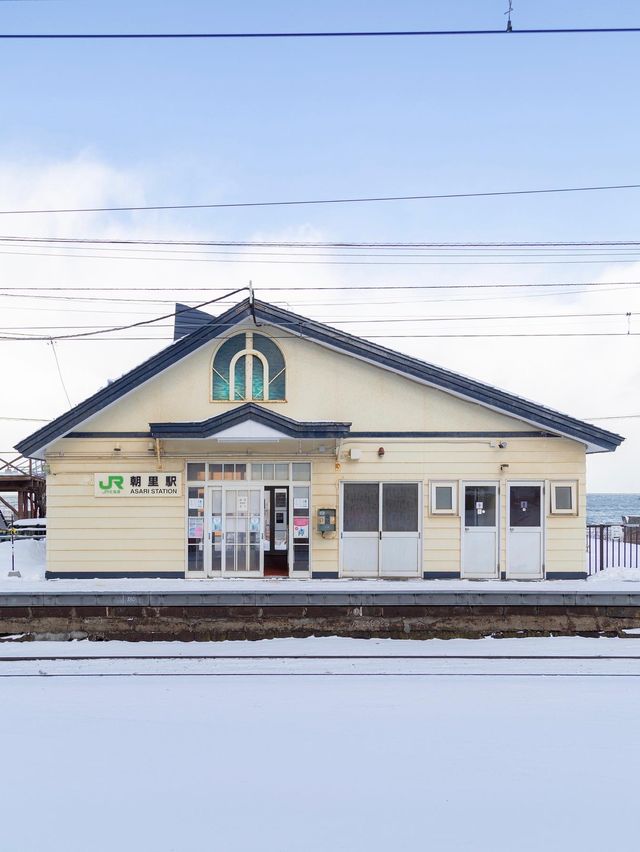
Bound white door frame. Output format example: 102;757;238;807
206;483;264;576
460;480;500;580
339;481;422;578
506;480;545;580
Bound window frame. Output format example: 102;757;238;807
211;331;286;403
429;480;458;516
549;480;578;515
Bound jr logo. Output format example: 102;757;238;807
98;475;124;492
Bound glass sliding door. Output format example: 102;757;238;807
223;487;262;575
205;485;262;575
341;482;421;578
379;483;421;576
341;482;381;577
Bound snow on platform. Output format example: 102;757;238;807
2;635;640;852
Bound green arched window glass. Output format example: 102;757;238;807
212;332;286;401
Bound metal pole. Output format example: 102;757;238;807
599;524;605;572
8;522;21;578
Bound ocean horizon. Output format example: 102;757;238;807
587;493;640;525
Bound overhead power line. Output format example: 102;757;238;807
1;311;636;330
585;414;640;421
48;339;72;407
3;235;640;248
1;332;639;342
1;281;639;297
1;28;640;39
0;287;249;341
0;416;50;422
1;182;638;215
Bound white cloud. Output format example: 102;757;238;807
0;155;637;491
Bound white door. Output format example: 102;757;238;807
461;483;499;579
380;483;421;577
207;485;263;576
341;482;380;577
507;482;544;579
341;482;421;578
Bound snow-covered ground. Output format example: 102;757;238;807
0;536;45;580
1;635;640;852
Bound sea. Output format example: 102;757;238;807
587;493;640;525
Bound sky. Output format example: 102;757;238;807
0;0;639;490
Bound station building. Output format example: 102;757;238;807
16;298;623;581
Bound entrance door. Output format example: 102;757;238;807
380;483;421;577
341;482;421;578
263;486;289;576
507;482;544;579
341;483;380;577
461;483;499;579
207;485;263;575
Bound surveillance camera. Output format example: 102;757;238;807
498;441;508;449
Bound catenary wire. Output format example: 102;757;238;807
1;332;639;342
0;181;638;215
0;311;636;331
1;27;640;39
3;247;640;266
1;280;639;296
5;236;640;248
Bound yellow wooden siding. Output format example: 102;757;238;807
44;436;586;576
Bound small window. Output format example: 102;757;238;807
187;463;206;482
550;481;577;515
292;462;311;481
430;481;458;515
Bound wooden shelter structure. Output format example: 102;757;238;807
0;454;46;523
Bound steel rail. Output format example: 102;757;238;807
1;653;640;662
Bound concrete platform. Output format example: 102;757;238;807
2;585;640;607
2;579;640;641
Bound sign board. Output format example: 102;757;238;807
188;518;204;538
95;473;182;497
294;517;309;539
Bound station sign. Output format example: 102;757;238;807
94;473;183;497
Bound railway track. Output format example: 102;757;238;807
1;653;640;662
3;652;640;677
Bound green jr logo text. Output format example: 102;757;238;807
98;475;125;492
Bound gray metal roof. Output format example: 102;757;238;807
150;403;351;439
15;297;624;456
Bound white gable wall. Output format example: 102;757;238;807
75;324;551;435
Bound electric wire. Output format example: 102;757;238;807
1;27;640;39
48;339;72;407
5;235;640;248
0;181;638;215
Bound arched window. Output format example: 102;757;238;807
212;332;286;401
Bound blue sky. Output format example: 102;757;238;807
1;0;639;489
2;0;640;240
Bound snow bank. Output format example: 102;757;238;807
587;566;640;583
0;538;46;580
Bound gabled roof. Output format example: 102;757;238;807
150;403;351;440
16;296;624;456
173;303;213;340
